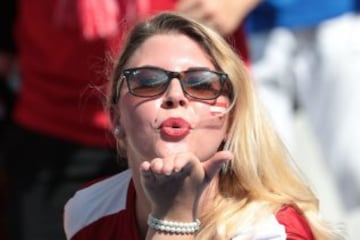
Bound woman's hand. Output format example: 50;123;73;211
139;150;233;221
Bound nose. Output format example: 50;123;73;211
161;78;189;108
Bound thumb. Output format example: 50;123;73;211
202;150;233;181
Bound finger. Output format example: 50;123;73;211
161;155;175;176
202;150;233;181
140;161;155;181
150;157;164;174
140;161;151;171
172;152;198;174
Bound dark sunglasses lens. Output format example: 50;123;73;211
128;69;168;97
183;71;222;99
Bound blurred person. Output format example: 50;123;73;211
175;0;261;36
0;1;18;239
0;0;126;240
245;0;360;215
0;0;17;152
174;0;263;65
64;12;343;240
0;1;250;240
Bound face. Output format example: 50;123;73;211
116;33;231;169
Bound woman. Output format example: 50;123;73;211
64;12;342;239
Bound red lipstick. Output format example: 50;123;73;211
159;117;191;138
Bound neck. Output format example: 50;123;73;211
136;194;151;239
132;172;151;239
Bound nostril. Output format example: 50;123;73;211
163;99;186;108
179;99;186;106
165;100;174;108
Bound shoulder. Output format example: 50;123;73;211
231;205;314;240
275;205;315;240
63;170;133;240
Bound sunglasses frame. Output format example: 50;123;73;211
113;66;231;103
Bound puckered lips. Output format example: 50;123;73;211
159;117;191;139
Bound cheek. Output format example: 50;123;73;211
191;101;230;157
119;97;159;132
193;98;230;132
118;97;162;154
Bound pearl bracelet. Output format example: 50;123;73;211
147;214;201;234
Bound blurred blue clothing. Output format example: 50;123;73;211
245;0;360;218
246;0;358;31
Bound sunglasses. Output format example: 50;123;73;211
114;66;232;102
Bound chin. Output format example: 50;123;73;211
155;141;190;157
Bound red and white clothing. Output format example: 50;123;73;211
64;170;314;240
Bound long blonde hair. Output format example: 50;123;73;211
108;12;343;239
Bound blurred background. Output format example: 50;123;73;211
1;0;359;239
294;111;360;239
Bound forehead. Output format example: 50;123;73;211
126;33;215;71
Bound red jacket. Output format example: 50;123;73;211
64;171;314;240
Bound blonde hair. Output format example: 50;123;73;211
108;12;343;239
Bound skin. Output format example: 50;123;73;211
176;0;262;35
116;33;233;239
